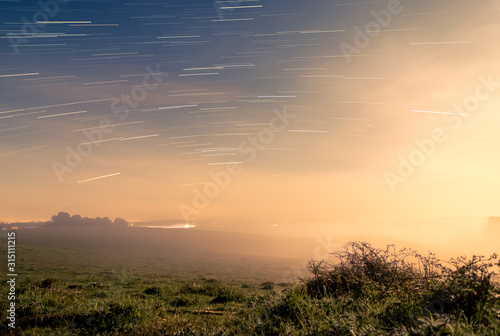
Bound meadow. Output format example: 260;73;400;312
1;227;499;335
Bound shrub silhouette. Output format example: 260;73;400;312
305;241;499;321
306;242;421;300
436;254;499;317
253;242;499;334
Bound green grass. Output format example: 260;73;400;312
1;241;499;335
0;274;290;335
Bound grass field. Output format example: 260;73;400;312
4;226;321;283
1;227;499;335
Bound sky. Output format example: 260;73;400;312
1;0;499;228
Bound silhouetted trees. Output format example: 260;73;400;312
69;214;83;225
113;218;128;227
49;212;129;228
51;212;71;224
0;221;47;229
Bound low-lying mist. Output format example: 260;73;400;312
10;216;498;283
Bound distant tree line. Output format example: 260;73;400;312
0;221;47;229
1;212;129;229
48;212;128;227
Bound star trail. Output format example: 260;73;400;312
1;0;499;226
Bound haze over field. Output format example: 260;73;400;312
2;2;500;334
1;0;499;257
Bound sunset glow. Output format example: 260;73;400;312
1;2;500;334
0;0;498;239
